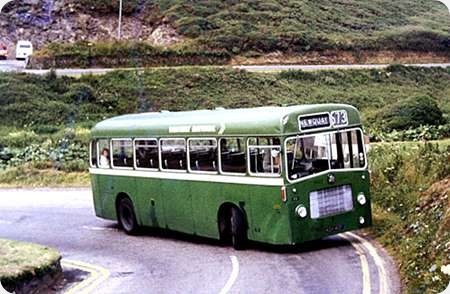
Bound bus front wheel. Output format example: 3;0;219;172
117;197;139;235
230;207;247;250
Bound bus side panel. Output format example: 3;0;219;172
161;179;194;234
135;178;164;228
112;176;138;220
248;186;291;244
190;181;251;240
97;175;137;221
189;181;224;239
95;174;117;220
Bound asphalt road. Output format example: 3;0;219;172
0;188;400;294
0;60;449;75
0;60;27;72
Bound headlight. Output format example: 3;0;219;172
295;205;308;218
359;216;365;225
357;193;366;205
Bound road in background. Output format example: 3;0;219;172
0;60;449;76
0;188;400;294
0;60;26;72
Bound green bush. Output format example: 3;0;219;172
369;124;450;142
63;83;95;104
375;96;445;131
0;131;39;148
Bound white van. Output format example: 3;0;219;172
16;40;33;60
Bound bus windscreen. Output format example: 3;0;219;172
285;129;365;181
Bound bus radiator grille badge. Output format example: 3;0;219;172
327;173;336;184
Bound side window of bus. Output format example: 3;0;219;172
161;139;186;170
135;139;159;169
90;140;98;167
220;137;246;174
98;139;110;169
112;139;133;168
189;139;217;172
248;137;281;176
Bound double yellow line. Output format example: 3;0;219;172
62;259;110;294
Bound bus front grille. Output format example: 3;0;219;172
309;185;353;219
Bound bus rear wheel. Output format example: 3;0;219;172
230;207;247;250
117;197;139;235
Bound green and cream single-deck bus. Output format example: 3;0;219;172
89;104;372;249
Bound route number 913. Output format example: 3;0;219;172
330;110;348;127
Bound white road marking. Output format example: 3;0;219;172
82;225;117;231
0;220;13;225
345;232;389;294
219;256;239;294
340;234;371;294
62;259;110;294
0;282;11;294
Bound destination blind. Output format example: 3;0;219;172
299;113;331;130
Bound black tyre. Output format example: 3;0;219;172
117;197;139;235
230;207;247;250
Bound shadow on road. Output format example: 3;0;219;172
102;223;350;254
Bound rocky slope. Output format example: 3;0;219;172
0;0;180;58
1;0;449;64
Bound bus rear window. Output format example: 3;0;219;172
135;139;159;169
112;139;133;168
220;138;246;174
161;139;186;171
90;140;97;167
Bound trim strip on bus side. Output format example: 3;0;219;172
89;168;284;186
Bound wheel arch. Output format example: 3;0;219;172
115;192;133;219
217;202;248;240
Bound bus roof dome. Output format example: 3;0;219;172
91;104;361;138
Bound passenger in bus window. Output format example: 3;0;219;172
272;149;281;172
118;146;127;165
100;148;110;168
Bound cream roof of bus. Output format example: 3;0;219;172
91;104;362;138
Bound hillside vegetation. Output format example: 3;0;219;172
24;0;450;67
77;0;450;54
0;65;449;135
369;141;450;293
0;65;449;172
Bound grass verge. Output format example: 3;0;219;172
368;140;450;293
0;239;61;292
0;166;90;188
